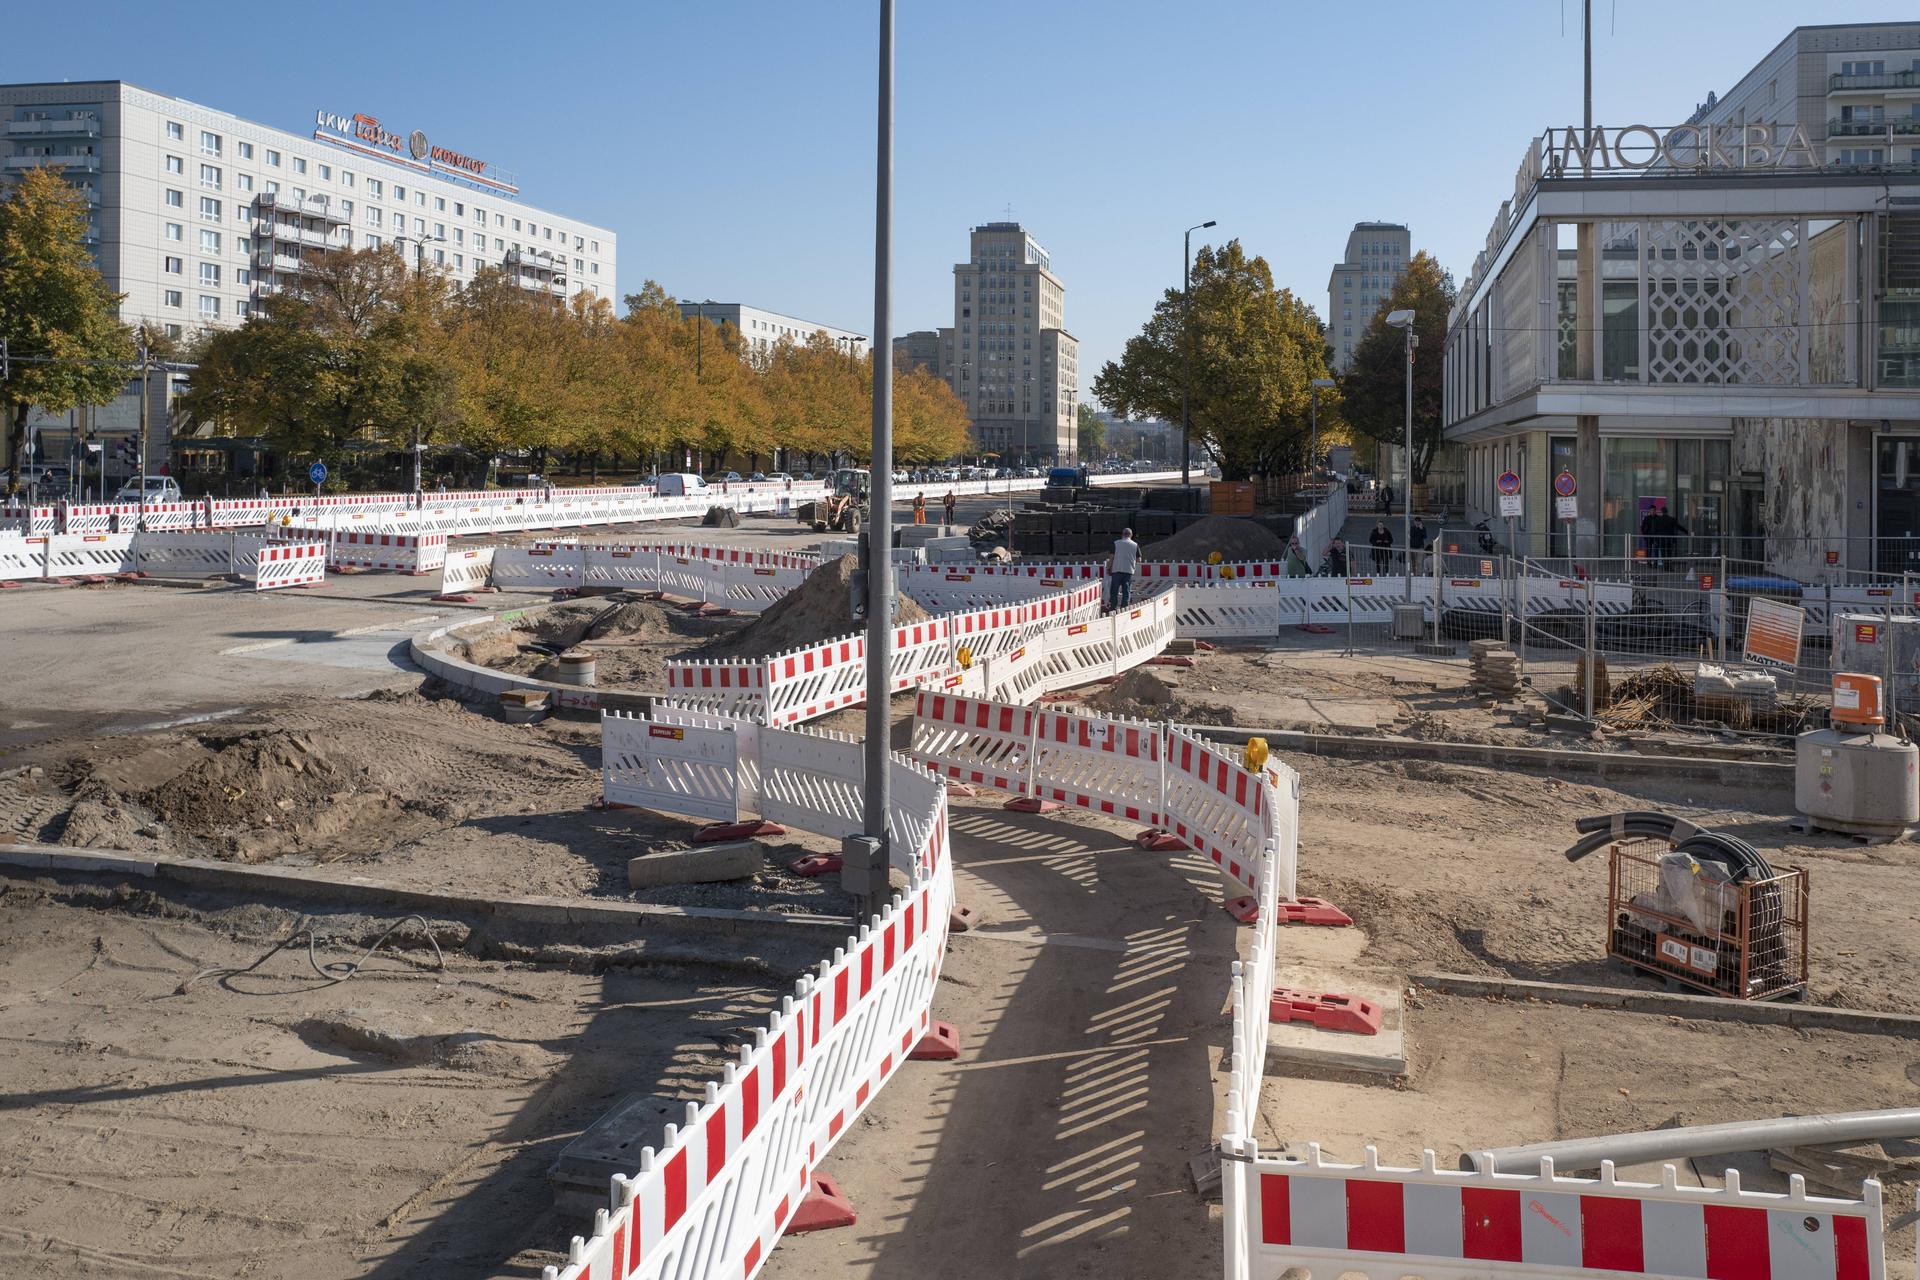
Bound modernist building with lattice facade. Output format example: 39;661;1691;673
1442;25;1920;577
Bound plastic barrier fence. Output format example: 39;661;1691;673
564;709;952;1280
0;534;45;581
1170;582;1283;639
251;541;327;590
41;532;136;578
602;715;745;823
318;530;448;574
1220;1144;1887;1280
133;532;239;579
439;546;497;596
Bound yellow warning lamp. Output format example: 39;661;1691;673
1207;551;1224;565
1243;737;1270;772
956;644;974;670
1219;564;1236;579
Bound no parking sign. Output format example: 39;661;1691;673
1496;470;1521;518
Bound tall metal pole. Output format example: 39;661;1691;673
136;345;150;526
859;0;895;909
1309;383;1319;482
1180;228;1192;488
1582;0;1593;138
1403;327;1415;601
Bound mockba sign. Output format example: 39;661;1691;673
1525;121;1820;186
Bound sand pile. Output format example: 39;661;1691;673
695;555;929;660
1141;514;1290;563
1086;667;1180;718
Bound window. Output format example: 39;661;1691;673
166;189;183;208
434;196;445;211
166;121;183;140
291;188;304;202
574;235;583;250
199;230;220;251
512;218;521;232
434;249;445;266
164;289;182;308
199;197;220;220
342;171;354;187
235;267;250;285
237;173;253;192
292;157;306;175
198;296;220;319
164;255;183;274
394;185;406;202
238;141;253;160
413;217;425;234
266;149;280;167
453;228;463;245
367;234;381;251
474;207;486;225
434;222;445;238
367;178;382;198
164;323;182;339
454;253;464;271
199;263;220;285
1841;59;1886;77
415;190;425;206
164;222;182;242
165;155;183;174
199;163;220;188
590;239;599;252
234;299;250;318
590;263;599;275
318;164;330;180
1837;147;1888;165
264;180;278;194
366;207;381;227
574;257;583;271
340;199;352;216
495;213;504;226
200;130;220;155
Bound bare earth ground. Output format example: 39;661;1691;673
0;884;789;1279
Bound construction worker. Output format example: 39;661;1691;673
942;490;957;527
913;491;926;525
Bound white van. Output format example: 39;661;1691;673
654;473;709;498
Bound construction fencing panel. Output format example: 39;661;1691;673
439;545;497;596
133;531;238;579
1169;582;1282;640
602;713;743;823
249;541;326;590
1163;728;1277;900
0;534;46;581
568;709;953;1280
41;532;137;578
1220;1144;1887;1280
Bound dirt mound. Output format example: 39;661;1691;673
1140;514;1290;563
582;600;675;642
1086;667;1180;718
695;555;929;660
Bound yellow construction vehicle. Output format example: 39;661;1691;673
799;468;871;533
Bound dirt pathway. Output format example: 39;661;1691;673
763;800;1236;1280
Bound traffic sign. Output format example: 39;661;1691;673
1496;470;1521;496
1555;495;1578;521
1553;470;1577;498
309;461;328;486
1497;493;1522;518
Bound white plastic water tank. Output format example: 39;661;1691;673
1795;727;1919;837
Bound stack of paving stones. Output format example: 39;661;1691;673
1468;638;1522;700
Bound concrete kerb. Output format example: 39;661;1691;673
1415;970;1920;1038
0;843;853;948
1183;723;1794;787
409;604;659;715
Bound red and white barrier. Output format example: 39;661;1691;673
320;530;447;574
568;709;954;1280
439;546;497;596
252;541;326;590
1223;1144;1886;1280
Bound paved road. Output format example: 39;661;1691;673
764;799;1238;1279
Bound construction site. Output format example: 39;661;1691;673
2;475;1917;1280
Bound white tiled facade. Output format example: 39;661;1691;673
1326;221;1410;370
0;80;617;340
947;222;1077;462
1688;22;1920;168
676;302;866;358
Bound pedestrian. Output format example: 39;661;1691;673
1379;483;1393;513
1284;535;1312;578
1409;515;1428;552
1322;537;1349;576
912;491;926;525
1107;526;1139;612
1368;519;1394;574
942;489;957;527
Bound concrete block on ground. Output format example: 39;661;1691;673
1265;964;1406;1077
627;840;762;889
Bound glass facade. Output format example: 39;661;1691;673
1600;438;1729;556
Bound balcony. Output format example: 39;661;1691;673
1831;69;1920;93
257;221;341;250
250;191;348;225
5;117;101;138
1829;117;1920;137
5;154;100;173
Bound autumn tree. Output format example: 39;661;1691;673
1092;239;1331;480
1339;250;1454;486
0;167;133;491
892;366;971;464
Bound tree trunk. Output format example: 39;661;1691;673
4;401;28;494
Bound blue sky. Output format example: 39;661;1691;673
7;1;1917;401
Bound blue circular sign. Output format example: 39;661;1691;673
309;461;329;486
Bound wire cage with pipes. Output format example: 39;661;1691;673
1606;837;1809;1001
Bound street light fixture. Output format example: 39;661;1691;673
1181;220;1217;489
1384;309;1417;598
1309;376;1335;485
401;233;450;498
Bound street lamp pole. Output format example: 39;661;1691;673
404;234;447;499
1181;219;1216;489
1385;309;1417;599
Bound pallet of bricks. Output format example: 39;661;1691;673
1468;638;1522;700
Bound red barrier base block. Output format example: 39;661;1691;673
694;820;787;843
432;593;477;603
788;1173;857;1233
1003;796;1059;814
1136;828;1187;852
945;782;978;798
909;1021;962;1061
1276;897;1354;927
1222;895;1260;924
1296;623;1337;635
788;852;844;878
948;903;978;933
1270;988;1383;1036
1147;655;1196;667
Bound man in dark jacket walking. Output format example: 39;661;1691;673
1368;520;1394;574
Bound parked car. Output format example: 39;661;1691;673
766;471;793;483
655;473;710;497
706;470;744;485
114;475;184;503
749;471;767;482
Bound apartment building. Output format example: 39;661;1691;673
1687;22;1920;168
1326;221;1411;370
0;80;617;342
948;222;1077;462
892;329;943;378
677;302;866;360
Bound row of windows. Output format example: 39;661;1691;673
163;118;604;255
